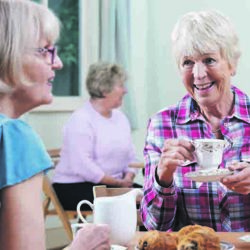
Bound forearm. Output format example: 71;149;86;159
99;175;122;186
141;159;177;231
141;177;177;231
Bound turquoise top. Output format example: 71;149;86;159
0;114;53;189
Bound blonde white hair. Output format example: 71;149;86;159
0;0;60;92
171;10;241;68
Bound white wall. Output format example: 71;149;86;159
29;0;250;162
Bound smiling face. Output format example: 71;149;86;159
12;39;63;110
179;51;235;107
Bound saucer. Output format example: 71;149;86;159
185;168;233;182
220;241;235;250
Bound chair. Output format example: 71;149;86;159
93;185;143;228
43;175;93;241
44;148;92;241
47;148;61;166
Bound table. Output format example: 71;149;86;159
128;162;145;169
64;231;250;250
47;148;60;165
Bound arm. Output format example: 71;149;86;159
140;117;194;231
0;174;45;250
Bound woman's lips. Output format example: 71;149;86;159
194;81;215;91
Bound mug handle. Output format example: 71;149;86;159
76;200;94;223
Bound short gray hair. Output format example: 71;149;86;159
171;10;241;68
86;62;127;98
0;0;60;92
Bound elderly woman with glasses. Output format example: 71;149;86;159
0;1;110;249
141;10;250;233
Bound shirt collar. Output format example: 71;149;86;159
176;85;250;125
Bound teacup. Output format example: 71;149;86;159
192;139;227;171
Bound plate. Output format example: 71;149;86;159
135;242;234;250
220;241;235;250
110;245;127;250
185;169;233;182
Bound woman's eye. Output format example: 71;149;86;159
182;60;194;67
204;57;216;64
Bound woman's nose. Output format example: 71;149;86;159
192;62;207;80
52;55;63;70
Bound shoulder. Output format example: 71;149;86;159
64;102;94;129
0;116;37;140
112;109;131;127
148;94;192;128
0;116;52;189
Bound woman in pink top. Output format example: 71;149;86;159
53;62;141;211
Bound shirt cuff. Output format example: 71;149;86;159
154;167;175;195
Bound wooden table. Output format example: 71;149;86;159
128;162;145;169
47;148;60;165
64;231;250;250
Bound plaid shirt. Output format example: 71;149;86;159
141;85;250;232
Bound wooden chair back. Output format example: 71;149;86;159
43;175;93;241
44;148;92;241
93;185;143;228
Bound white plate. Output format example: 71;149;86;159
110;245;127;250
185;169;233;182
135;241;234;250
220;241;235;250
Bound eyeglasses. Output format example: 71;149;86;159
35;46;57;64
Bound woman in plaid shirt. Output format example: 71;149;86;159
141;10;250;232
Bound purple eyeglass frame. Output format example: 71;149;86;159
35;46;57;64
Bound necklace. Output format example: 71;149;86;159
212;128;221;133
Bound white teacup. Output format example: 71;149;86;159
192;139;227;171
76;191;140;246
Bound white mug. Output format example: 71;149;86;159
77;193;138;246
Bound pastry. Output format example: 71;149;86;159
177;230;220;250
177;224;215;238
136;225;220;250
137;230;178;250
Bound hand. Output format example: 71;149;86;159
157;139;194;187
69;224;110;250
118;178;133;187
221;161;250;195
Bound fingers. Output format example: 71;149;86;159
161;139;195;163
221;164;250;194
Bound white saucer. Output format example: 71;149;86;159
185;169;233;182
220;241;235;250
110;245;127;250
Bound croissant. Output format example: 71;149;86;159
137;230;178;250
177;229;220;250
136;225;221;250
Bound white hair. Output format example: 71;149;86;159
171;10;241;68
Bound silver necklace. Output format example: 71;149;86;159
212;128;221;133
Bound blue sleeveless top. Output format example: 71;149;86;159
0;114;53;189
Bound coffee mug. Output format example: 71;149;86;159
192;139;227;170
